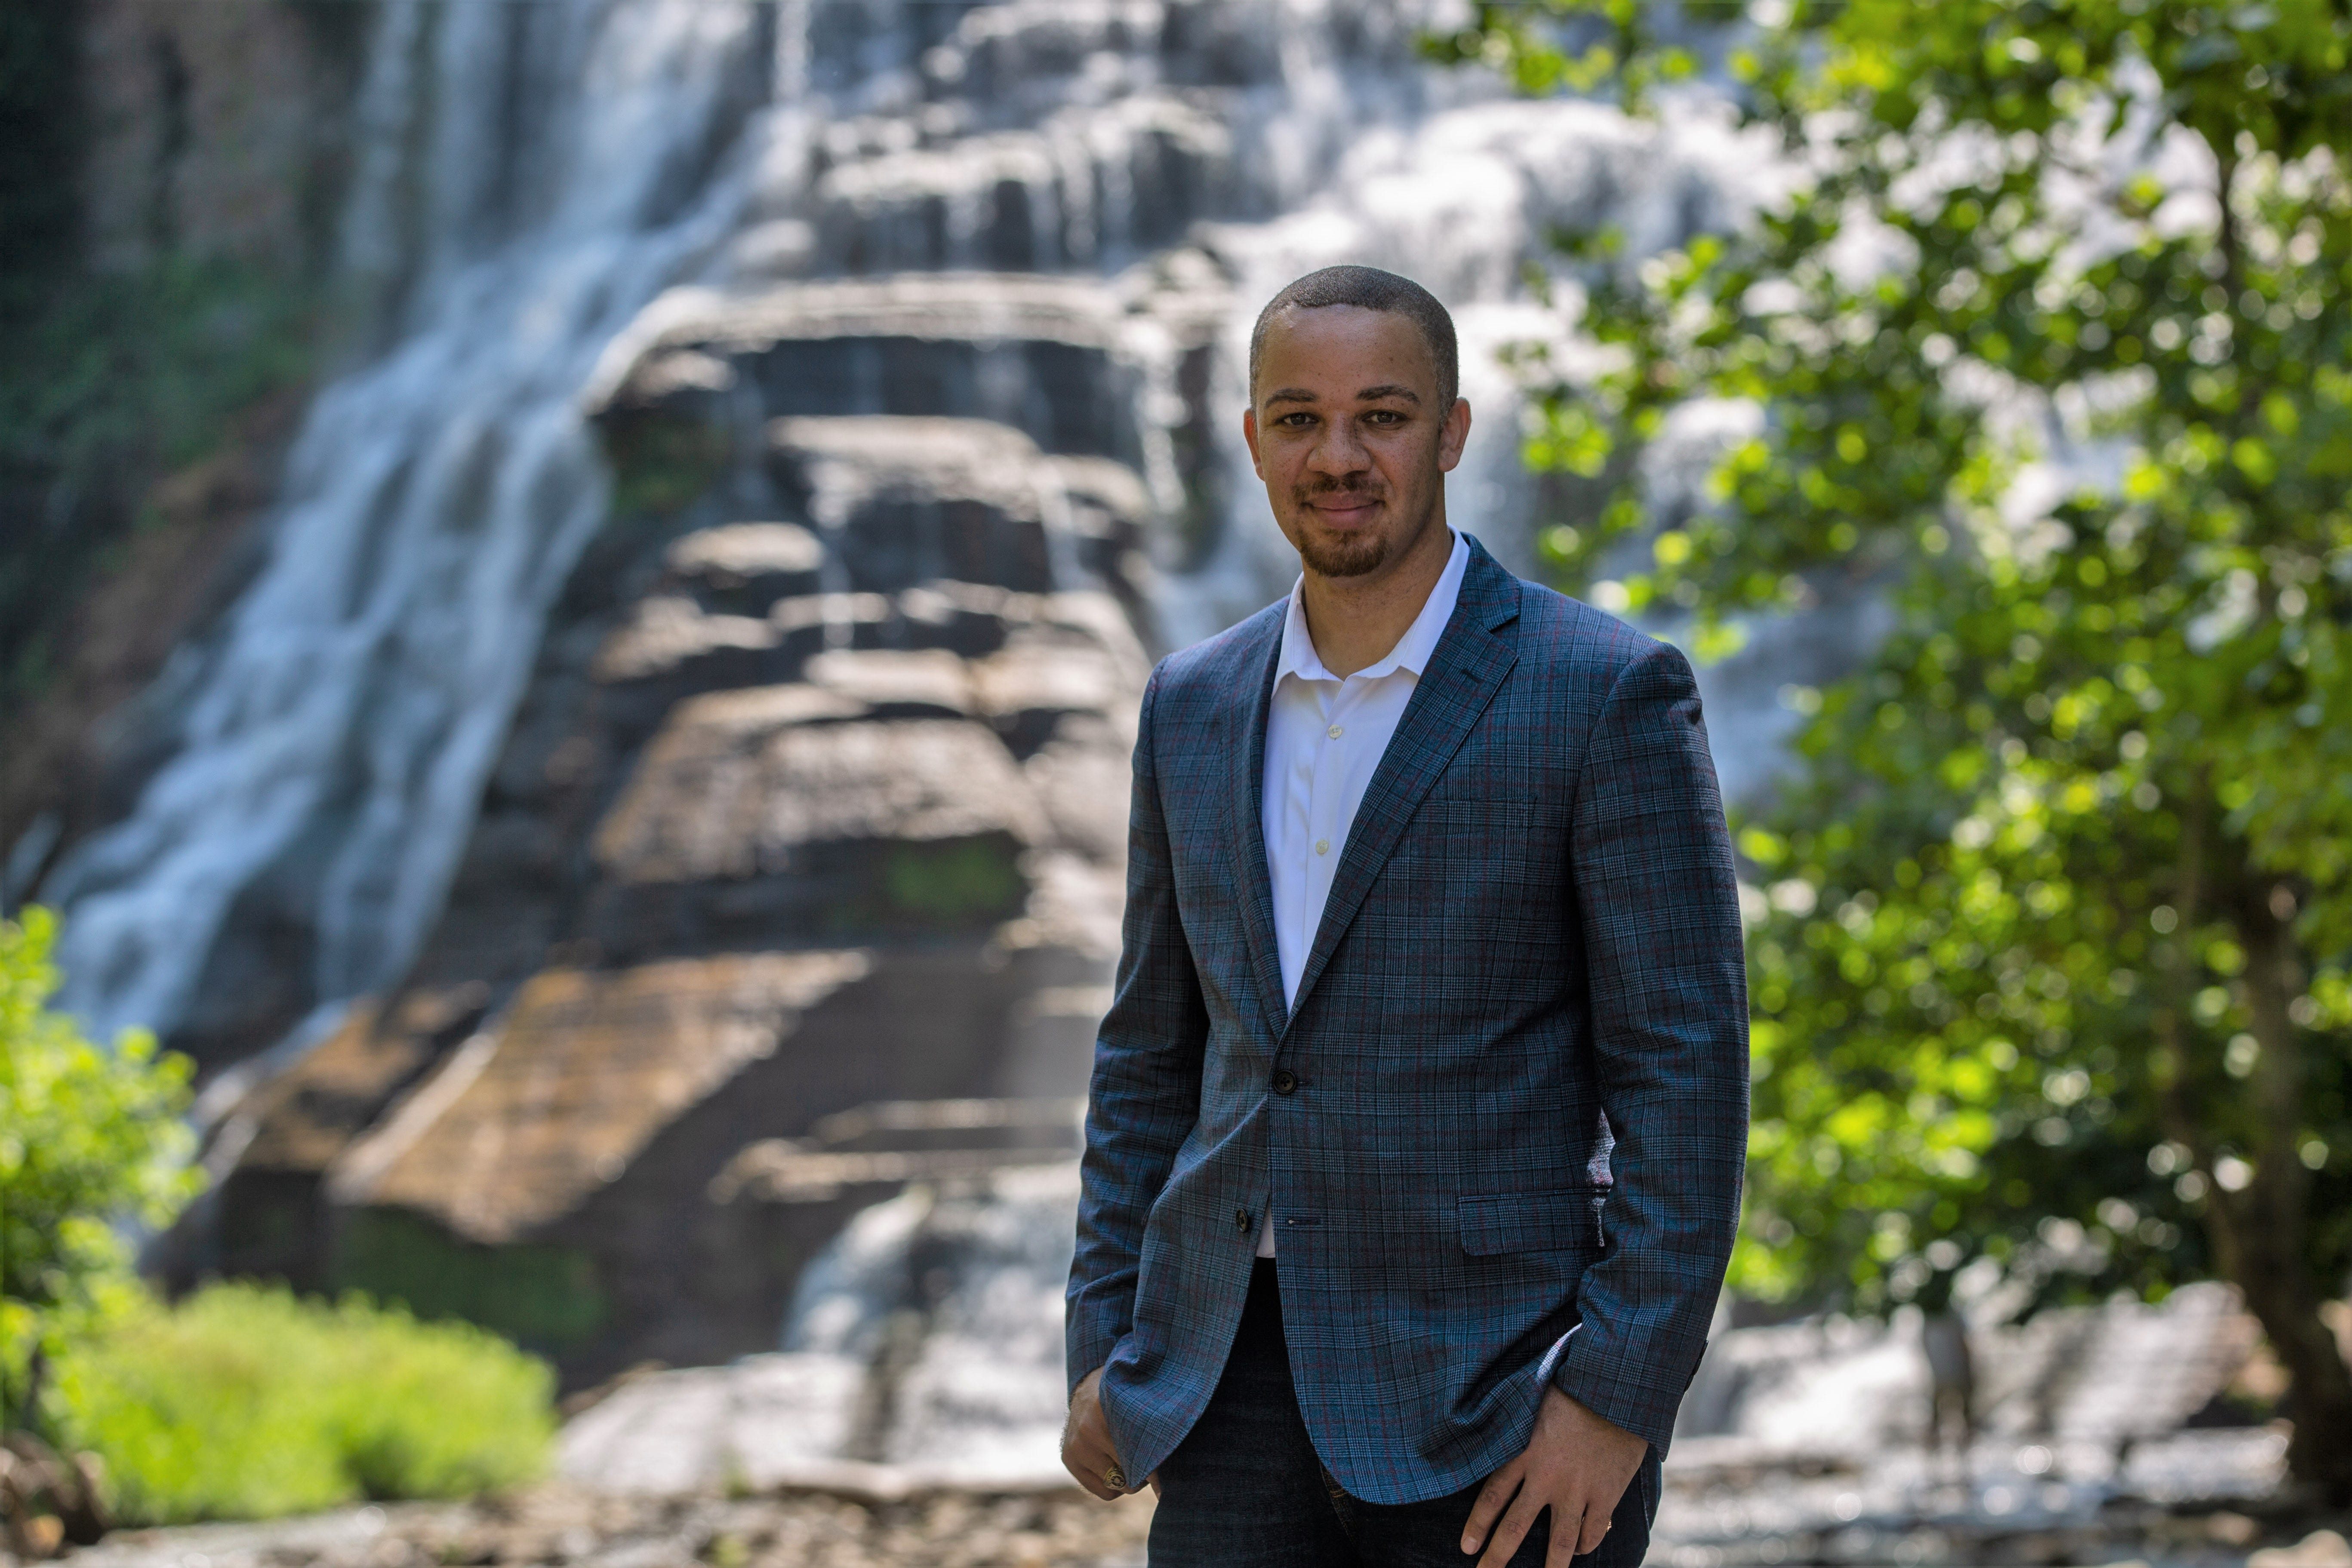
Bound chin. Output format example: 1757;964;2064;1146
1296;529;1390;579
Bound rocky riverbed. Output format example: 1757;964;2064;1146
62;1486;1154;1568
50;1452;2352;1568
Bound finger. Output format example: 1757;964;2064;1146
1062;1451;1121;1501
1060;1427;1119;1498
1545;1503;1587;1568
1460;1463;1523;1554
1575;1495;1613;1556
1476;1491;1540;1568
1060;1434;1116;1500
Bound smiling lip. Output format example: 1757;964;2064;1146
1310;495;1380;525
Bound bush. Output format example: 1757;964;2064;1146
0;906;198;1429
49;1282;555;1523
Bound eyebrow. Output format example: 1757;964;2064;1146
1262;384;1423;407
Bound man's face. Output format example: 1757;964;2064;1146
1244;305;1469;580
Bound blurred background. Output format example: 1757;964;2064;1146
2;1;2348;1565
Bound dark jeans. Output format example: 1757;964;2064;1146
1150;1260;1662;1568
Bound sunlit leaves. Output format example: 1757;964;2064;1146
1448;0;2352;1318
0;909;200;1428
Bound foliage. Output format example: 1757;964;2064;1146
1422;0;1708;100
0;259;319;705
1442;0;2352;1491
1;911;550;1520
0;907;199;1430
603;409;733;519
0;0;329;713
48;1282;554;1523
878;837;1029;926
335;1208;608;1352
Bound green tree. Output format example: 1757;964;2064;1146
1433;0;2352;1493
0;907;200;1430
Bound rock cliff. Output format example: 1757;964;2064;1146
62;0;1767;1395
198;361;1163;1380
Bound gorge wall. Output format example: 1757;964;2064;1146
0;0;369;924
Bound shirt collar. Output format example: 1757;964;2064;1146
1276;529;1471;684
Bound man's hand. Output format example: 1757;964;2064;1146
1062;1367;1148;1501
1460;1387;1646;1566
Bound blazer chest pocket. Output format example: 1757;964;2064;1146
1459;1188;1602;1257
1407;794;1567;880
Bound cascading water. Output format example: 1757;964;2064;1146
532;2;1830;1498
44;0;778;1050
55;0;1829;1476
36;0;2279;1535
47;0;1781;1054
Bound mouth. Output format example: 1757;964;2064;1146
1305;493;1382;528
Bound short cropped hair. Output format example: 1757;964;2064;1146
1248;265;1459;410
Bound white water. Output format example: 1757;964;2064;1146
46;0;1821;1047
46;0;777;1041
31;0;2229;1510
43;1;1864;1470
561;1160;2275;1517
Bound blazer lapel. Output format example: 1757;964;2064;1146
1225;613;1291;1039
1279;539;1524;1036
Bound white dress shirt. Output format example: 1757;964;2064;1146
1256;529;1469;1256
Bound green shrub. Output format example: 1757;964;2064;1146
49;1282;555;1523
0;906;199;1429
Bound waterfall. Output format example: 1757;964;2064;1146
45;0;776;1045
39;0;2278;1523
46;0;1799;1050
561;1164;1085;1491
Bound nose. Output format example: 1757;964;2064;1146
1308;416;1370;480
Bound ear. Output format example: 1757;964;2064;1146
1242;405;1266;479
1437;397;1472;473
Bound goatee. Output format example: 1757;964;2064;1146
1291;491;1388;578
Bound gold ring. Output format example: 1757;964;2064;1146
1103;1464;1127;1491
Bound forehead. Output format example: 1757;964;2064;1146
1254;305;1438;399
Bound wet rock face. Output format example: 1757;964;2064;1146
173;0;1777;1395
77;0;371;274
204;385;1149;1383
181;0;1407;1386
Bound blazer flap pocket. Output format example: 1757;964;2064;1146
1459;1188;1600;1257
1427;780;1546;807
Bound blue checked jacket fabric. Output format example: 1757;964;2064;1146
1066;535;1749;1506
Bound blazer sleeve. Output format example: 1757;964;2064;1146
1550;638;1749;1454
1066;665;1211;1395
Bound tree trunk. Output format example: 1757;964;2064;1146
2206;883;2352;1501
2203;1189;2352;1500
2153;811;2352;1498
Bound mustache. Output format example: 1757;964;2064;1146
1293;478;1385;505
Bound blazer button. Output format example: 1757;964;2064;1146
1235;1208;1252;1232
1271;1069;1298;1096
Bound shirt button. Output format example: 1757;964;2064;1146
1315;838;1330;856
1327;724;1343;739
1235;1208;1252;1232
1271;1069;1298;1096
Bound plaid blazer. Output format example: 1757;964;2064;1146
1067;536;1748;1505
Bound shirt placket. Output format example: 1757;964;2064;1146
1305;678;1350;943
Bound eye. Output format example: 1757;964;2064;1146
1364;409;1405;426
1276;412;1317;428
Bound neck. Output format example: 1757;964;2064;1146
1298;514;1453;678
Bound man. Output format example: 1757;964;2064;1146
1063;265;1748;1567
